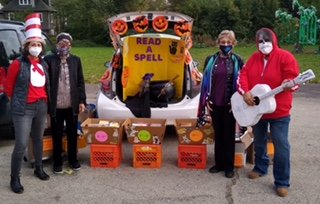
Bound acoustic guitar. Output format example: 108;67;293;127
231;69;315;127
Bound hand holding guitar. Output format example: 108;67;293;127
282;79;298;91
243;92;255;106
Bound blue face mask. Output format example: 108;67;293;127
219;45;233;56
57;47;70;57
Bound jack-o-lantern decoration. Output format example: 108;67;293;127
174;20;191;37
112;20;128;35
133;15;149;33
152;16;168;32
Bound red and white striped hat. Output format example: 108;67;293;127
24;13;45;44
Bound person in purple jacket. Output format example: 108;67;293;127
197;30;244;178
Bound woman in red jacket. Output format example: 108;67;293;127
237;28;300;197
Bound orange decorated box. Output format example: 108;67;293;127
174;119;214;145
124;118;166;144
81;118;124;145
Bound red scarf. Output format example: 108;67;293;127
30;60;44;76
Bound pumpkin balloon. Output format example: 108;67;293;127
133;16;149;33
174;20;191;37
152;16;168;32
112;20;128;35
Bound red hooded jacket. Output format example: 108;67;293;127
237;28;300;119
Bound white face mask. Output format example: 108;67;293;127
258;42;273;55
29;47;42;57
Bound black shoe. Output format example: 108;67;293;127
70;162;81;171
10;176;24;194
225;170;235;178
53;166;63;174
34;166;50;180
209;166;222;174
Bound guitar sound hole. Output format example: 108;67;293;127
253;96;260;105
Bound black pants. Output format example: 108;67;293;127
210;105;235;171
51;108;78;167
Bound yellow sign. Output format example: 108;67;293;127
122;36;185;100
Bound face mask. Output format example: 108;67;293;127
29;47;42;57
57;47;70;57
258;42;273;55
219;45;233;56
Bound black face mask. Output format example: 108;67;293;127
219;45;233;56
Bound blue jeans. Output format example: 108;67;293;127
11;100;47;177
252;116;291;188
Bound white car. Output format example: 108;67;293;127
96;11;202;125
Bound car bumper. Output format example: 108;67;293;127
96;92;200;125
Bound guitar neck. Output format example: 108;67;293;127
259;85;284;100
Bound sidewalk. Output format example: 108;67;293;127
0;83;319;204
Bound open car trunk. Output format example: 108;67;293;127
121;35;187;104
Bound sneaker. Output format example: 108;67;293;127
53;166;63;174
248;170;263;179
70;162;81;171
276;187;288;197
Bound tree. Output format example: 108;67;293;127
249;0;279;39
52;0;118;45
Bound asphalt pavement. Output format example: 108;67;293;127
0;83;319;204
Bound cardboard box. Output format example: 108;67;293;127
174;119;214;145
240;130;254;149
81;118;124;144
124;118;166;144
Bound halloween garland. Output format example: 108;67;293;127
111;16;192;36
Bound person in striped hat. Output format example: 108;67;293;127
5;13;50;194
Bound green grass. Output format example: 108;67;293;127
72;45;320;84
